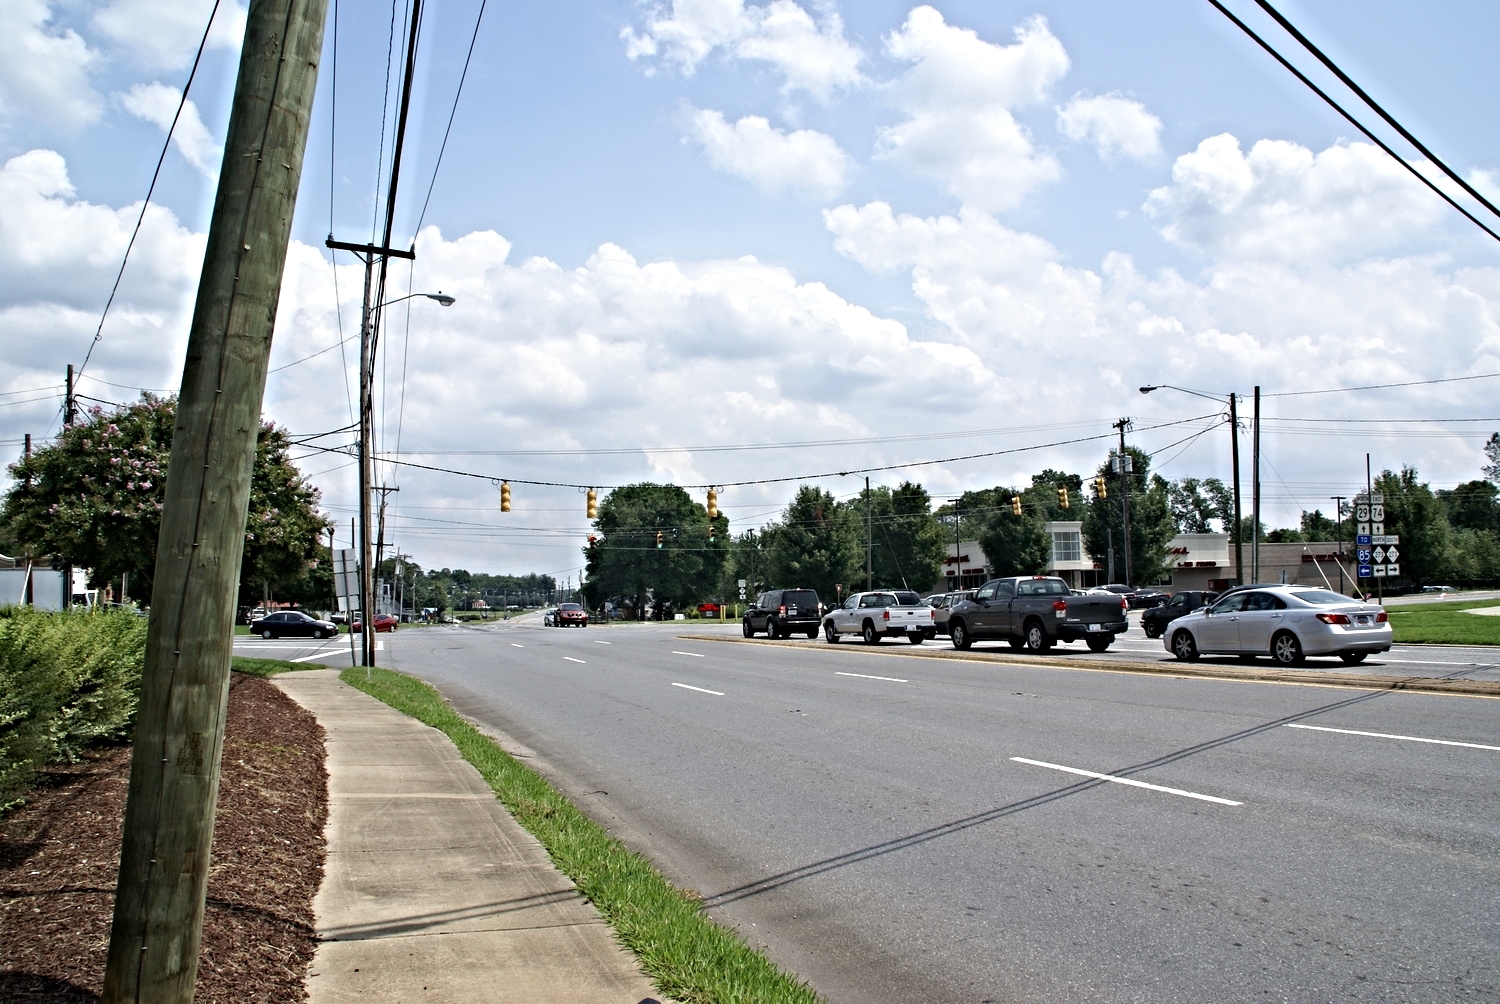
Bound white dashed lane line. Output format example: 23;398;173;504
672;651;705;658
564;657;586;664
510;643;524;648
672;682;724;696
836;671;908;683
1285;723;1500;751
594;640;612;645
1011;757;1242;807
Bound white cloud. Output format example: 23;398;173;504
0;0;101;129
623;0;865;100
877;8;1068;212
94;0;246;71
687;108;850;198
120;82;222;176
1144;134;1448;262
1057;92;1162;162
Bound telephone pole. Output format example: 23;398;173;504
865;476;873;591
65;364;78;426
1113;418;1133;586
102;1;329;1000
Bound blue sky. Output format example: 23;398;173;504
3;0;1499;580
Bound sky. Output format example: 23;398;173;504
3;0;1500;583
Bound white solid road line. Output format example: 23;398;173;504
672;682;724;696
1285;723;1500;751
291;652;337;663
564;656;586;664
594;640;612;644
836;671;909;683
1010;757;1243;806
672;651;705;658
510;643;524;648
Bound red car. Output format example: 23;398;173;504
350;614;399;633
554;603;588;627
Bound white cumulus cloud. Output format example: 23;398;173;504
1057;92;1162;162
94;0;246;71
687;108;851;198
623;0;865;100
877;7;1069;212
1145;134;1449;262
120;82;222;176
0;0;101;129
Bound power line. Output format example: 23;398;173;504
412;0;488;233
1206;0;1500;244
1260;371;1500;397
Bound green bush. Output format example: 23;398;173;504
0;607;148;811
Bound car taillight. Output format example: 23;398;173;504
779;605;786;616
1316;613;1352;625
1121;597;1129;611
1376;610;1388;623
1052;600;1067;612
883;610;890;620
930;608;936;620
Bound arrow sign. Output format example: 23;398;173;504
1387;563;1400;576
1358;564;1372;578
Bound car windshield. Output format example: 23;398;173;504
783;591;818;607
893;591;921;606
559;603;581;611
1287;589;1356;606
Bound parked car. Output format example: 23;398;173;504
1131;589;1170;609
554;602;588;627
1422;585;1456;594
744;589;822;639
541;607;557;626
1140;590;1220;638
350;613;398;633
251;610;337;639
947;576;1129;653
1164;585;1391;665
823;590;936;644
930;590;975;636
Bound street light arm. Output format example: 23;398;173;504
1139;383;1226;404
377;290;456;309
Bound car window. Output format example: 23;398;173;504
784;590;818;607
1168;595;1187;610
877;593;899;607
844;596;858;609
1288;589;1356;606
1211;594;1247;613
975;581;999;601
1243;593;1287;612
858;594;879;608
894;591;921;606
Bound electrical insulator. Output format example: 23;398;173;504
1057;487;1069;509
706;488;718;519
586;488;598;519
500;481;512;512
1094;476;1107;500
1010;496;1022;516
655;531;664;548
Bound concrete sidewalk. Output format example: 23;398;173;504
275;668;666;1004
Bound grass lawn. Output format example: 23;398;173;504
341;666;823;1004
231;655;325;677
1385;599;1500;645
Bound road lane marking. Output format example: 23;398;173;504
672;682;724;696
672;651;705;658
510;643;525;648
564;657;586;664
291;652;338;663
1010;757;1242;806
836;671;909;683
594;640;612;645
1284;723;1500;751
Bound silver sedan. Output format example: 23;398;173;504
1164;585;1392;666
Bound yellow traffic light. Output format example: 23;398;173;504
500;481;512;512
706;488;718;519
586;488;598;519
1094;476;1107;500
708;524;716;541
1010;495;1022;516
1058;487;1069;509
655;531;664;548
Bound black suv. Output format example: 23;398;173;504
743;589;822;639
1140;590;1219;638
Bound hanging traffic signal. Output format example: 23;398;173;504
1094;476;1107;500
1010;495;1022;516
500;481;512;512
708;523;716;541
587;534;597;546
1058;487;1069;509
655;531;664;548
706;488;718;519
586;488;598;519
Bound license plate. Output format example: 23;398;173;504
907;625;922;633
1354;615;1370;625
1087;623;1103;632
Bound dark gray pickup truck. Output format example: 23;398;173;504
946;576;1130;653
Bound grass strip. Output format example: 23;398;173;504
1387;600;1500;645
340;666;822;1004
231;655;321;678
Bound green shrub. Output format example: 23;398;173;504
0;607;148;810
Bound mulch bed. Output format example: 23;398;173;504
0;673;328;1002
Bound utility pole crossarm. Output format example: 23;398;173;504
325;237;416;260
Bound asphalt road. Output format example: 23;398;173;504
298;619;1499;1004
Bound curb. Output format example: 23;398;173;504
675;634;1500;699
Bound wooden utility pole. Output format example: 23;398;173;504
101;1;329;1000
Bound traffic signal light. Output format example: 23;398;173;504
586;488;598;519
1094;476;1107;500
708;523;716;541
706;488;718;518
655;531;663;548
1010;495;1022;516
587;534;597;546
500;481;511;512
1058;487;1069;509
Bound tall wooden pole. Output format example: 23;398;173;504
102;1;328;999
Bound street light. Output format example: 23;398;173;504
1139;383;1244;586
355;289;457;667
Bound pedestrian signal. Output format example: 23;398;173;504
500;481;512;512
706;488;718;518
1010;496;1022;516
586;488;598;519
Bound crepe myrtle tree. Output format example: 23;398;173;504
2;395;329;603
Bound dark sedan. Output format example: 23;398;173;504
250;610;337;639
1140;590;1219;638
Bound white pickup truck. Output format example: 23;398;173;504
823;590;937;645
